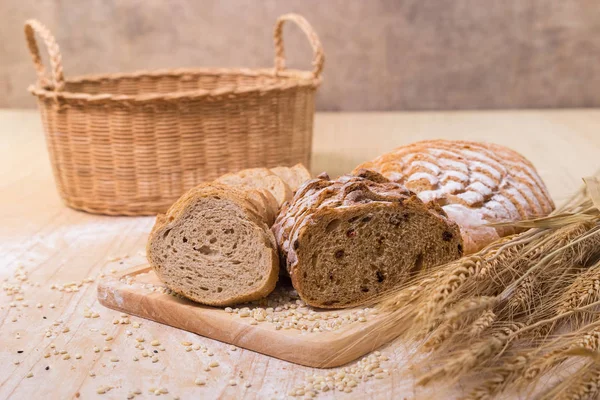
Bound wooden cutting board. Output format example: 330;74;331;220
97;265;400;368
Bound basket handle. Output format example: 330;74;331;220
24;19;65;91
274;14;324;79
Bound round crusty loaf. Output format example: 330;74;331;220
147;183;279;306
272;170;463;308
354;140;555;253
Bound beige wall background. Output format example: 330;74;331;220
1;0;599;111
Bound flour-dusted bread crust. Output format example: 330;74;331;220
270;164;312;193
353;140;555;254
272;170;463;308
147;183;279;306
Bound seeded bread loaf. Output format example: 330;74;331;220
272;170;463;308
354;140;555;253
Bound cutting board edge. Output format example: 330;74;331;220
97;267;400;368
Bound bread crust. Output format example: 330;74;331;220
354;140;555;253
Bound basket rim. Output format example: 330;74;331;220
28;67;321;103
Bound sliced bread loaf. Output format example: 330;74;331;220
353;140;555;253
147;183;279;306
272;170;463;308
215;168;293;207
270;164;312;193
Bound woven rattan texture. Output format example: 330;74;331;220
25;14;323;215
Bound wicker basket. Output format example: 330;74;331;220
24;14;323;216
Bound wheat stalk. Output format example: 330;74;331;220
417;323;523;386
422;297;497;350
555;261;600;328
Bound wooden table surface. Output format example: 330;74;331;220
2;109;599;400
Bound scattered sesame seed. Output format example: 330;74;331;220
194;378;206;386
151;340;160;346
36;303;42;308
103;346;111;352
151;356;158;363
209;361;219;368
26;372;33;378
49;304;55;309
109;356;119;362
105;336;113;342
133;356;139;361
181;341;192;346
93;346;100;353
228;380;237;386
75;353;82;359
62;354;70;360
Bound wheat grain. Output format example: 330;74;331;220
505;274;537;318
417;323;523;386
466;354;530;400
556;364;600;400
523;328;600;385
469;310;496;337
555;262;600;328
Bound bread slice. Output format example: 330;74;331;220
215;168;292;207
272;170;463;308
353;140;555;253
147;183;279;306
270;164;312;193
